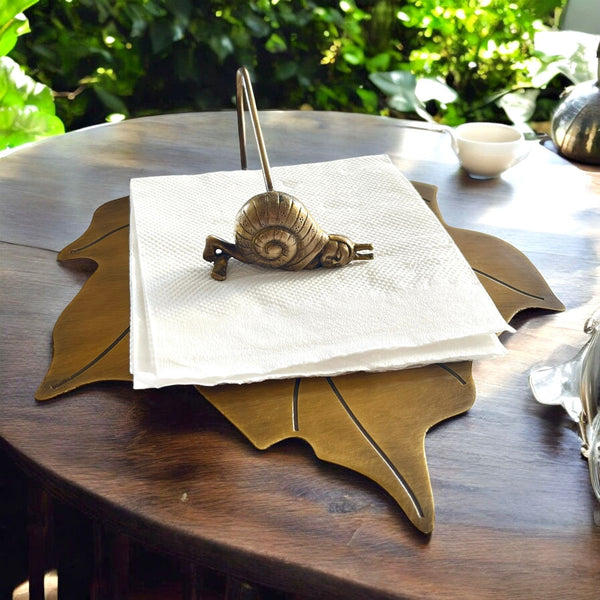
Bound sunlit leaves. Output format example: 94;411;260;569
369;70;457;122
0;56;64;149
0;0;38;32
0;11;30;56
379;0;568;124
533;30;599;85
10;0;572;130
0;0;64;150
0;1;37;59
495;29;600;129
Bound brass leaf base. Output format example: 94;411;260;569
200;364;474;533
36;183;564;533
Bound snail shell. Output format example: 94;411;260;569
234;191;328;270
203;189;373;280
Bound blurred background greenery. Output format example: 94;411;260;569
1;0;599;151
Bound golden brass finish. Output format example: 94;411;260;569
235;67;273;191
202;191;374;281
202;364;475;533
202;67;373;280
36;184;565;532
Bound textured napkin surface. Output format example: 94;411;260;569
130;155;511;388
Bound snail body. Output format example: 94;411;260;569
203;190;373;280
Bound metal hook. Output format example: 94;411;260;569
236;67;274;192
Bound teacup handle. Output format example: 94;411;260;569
441;126;459;155
393;122;459;154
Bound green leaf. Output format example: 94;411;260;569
341;44;364;65
6;0;572;130
0;0;38;30
496;89;540;127
369;70;415;97
370;69;459;122
0;55;64;150
149;20;184;54
0;105;63;149
387;91;415;112
243;12;271;38
371;71;433;121
0;13;29;56
534;31;600;85
0;2;33;57
265;32;287;54
0;56;54;111
415;77;458;105
365;52;391;73
208;34;234;62
166;0;192;25
356;87;379;113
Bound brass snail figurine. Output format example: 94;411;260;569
203;190;373;280
203;67;373;281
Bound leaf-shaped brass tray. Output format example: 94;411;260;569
36;183;564;533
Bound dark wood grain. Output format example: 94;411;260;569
1;111;599;599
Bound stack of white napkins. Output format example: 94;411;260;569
130;154;512;388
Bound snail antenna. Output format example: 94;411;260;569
236;67;274;193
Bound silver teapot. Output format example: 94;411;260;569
550;41;600;164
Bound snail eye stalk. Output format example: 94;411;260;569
354;243;374;261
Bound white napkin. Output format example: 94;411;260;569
130;155;511;388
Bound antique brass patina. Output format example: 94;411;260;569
202;67;373;281
35;184;565;532
34;67;566;533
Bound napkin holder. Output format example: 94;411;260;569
36;185;565;533
35;68;566;533
203;68;373;280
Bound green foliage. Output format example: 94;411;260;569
0;0;64;151
14;0;402;129
10;0;574;132
0;56;65;148
0;0;36;56
372;0;571;125
369;70;458;122
495;30;599;130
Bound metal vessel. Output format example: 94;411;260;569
551;42;600;164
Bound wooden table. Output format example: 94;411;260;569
1;111;599;599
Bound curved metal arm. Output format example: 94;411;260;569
236;67;273;192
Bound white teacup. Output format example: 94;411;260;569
449;122;528;179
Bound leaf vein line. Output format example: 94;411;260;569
325;377;424;519
472;268;545;300
50;327;130;390
69;224;130;253
435;363;467;384
292;378;301;431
